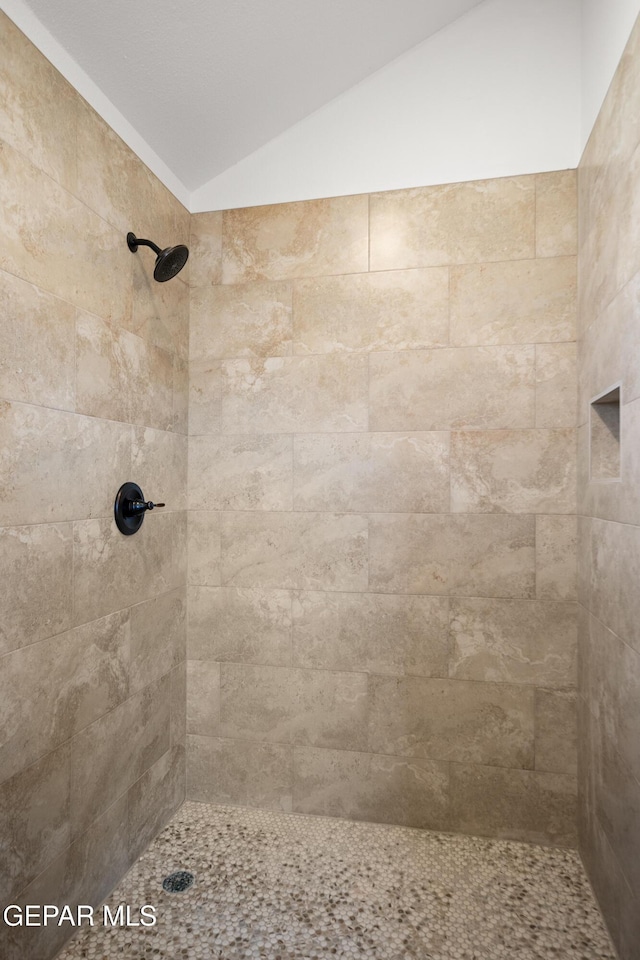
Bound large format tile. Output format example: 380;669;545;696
190;211;223;287
0;11;77;191
0;610;130;783
221;355;368;433
129;588;186;694
190;281;292;360
189;359;222;436
293;432;449;513
292;591;448;677
450;763;577;846
187;511;221;586
70;675;171;837
536;515;577;600
369;176;535;271
368;676;534;768
0;743;71;903
536;170;578;258
369;345;535;431
217;663;369;752
0;401;131;526
0;522;73;655
369;514;535;598
535;342;577;429
535;689;578;776
127;744;184;861
0;139;131;324
222;195;369;282
188;586;292;666
450;429;576;514
187;660;221;736
221;511;368;591
449;597;577;687
293;746;450;830
76;312;174;430
131;427;188;511
130;259;190;360
189;434;293;510
187;735;292;810
0;269;75;410
73;513;181;624
292;268;449;354
450;257;576;346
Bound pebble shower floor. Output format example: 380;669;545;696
58;801;616;960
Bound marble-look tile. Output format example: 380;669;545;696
0;522;73;655
449;597;577;688
189;434;293;510
450;428;576;514
0;11;77;192
369;345;535;431
0;401;131;526
217;663;369;751
292;268;449;354
222;195;369;282
130;258;190;360
173;354;189;435
187;735;292;810
76;312;174;431
187;660;221;736
0;743;71;903
221;511;368;591
370;176;535;271
292;591;448;677
536;171;578;257
190;281;292;360
0;269;75;410
132;426;188;511
536;515;577;600
589;518;640;655
293;432;449;514
188;511;221;586
369;514;535;598
129;588;186;694
535;689;578;776
190;211;223;286
293;746;450;830
369;675;534;768
450;764;577;846
189;359;222;435
73;513;180;625
0;610;130;783
71;674;171;837
221;355;368;433
170;661;187;748
450;257;576;346
0;139;132;325
188;586;292;666
127;744;184;862
76;99;157;237
593;723;640;899
536;342;577;429
2;793;130;960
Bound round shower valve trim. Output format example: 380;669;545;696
114;482;165;536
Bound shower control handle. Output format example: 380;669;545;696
114;482;165;536
126;499;165;515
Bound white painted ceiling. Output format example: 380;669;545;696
18;0;484;192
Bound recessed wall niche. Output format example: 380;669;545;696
590;384;621;481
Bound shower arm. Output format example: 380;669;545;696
128;236;162;256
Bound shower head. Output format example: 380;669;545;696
127;232;189;282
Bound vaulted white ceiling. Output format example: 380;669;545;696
12;0;484;193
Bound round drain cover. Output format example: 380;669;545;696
162;870;194;893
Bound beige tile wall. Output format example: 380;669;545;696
187;168;578;847
0;13;188;959
577;11;640;960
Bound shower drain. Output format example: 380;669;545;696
162;870;195;893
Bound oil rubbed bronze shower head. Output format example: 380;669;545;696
127;232;189;282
